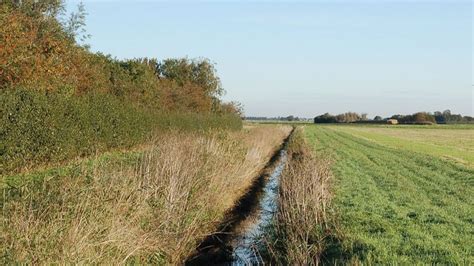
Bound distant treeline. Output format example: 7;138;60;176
245;116;311;121
314;110;473;124
0;1;242;174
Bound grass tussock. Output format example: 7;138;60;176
267;127;334;265
1;125;291;264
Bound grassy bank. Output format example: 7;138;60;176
266;127;333;264
1;125;291;264
305;125;474;264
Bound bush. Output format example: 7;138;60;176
0;2;244;175
0;89;242;175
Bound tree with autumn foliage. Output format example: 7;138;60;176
0;0;243;174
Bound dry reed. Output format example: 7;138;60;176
268;127;333;265
1;125;291;264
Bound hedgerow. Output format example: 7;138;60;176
0;1;243;175
0;89;242;175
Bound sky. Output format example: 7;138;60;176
66;0;473;118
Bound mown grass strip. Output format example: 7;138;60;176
327;125;474;167
305;125;474;264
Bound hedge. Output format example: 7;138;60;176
0;89;242;175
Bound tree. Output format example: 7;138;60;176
63;1;90;44
3;0;64;17
335;112;360;123
219;101;244;117
413;112;435;123
434;111;445;124
314;113;336;123
374;115;383;121
157;58;224;98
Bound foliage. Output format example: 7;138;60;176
314;111;473;125
245;116;310;122
313;113;338;123
434;110;474;124
0;89;242;175
314;112;362;123
391;112;436;124
157;58;223;98
63;1;90;44
0;1;238;114
335;112;361;123
0;1;243;174
2;0;64;17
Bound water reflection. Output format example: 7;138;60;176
232;150;287;265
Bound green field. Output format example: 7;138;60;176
305;125;474;264
327;124;474;167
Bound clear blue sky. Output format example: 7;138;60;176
66;0;473;118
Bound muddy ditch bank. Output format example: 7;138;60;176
185;128;294;265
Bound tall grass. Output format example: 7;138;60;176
1;125;291;264
266;127;334;264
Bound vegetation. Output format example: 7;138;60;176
266;127;333;264
1;125;291;264
314;111;473;124
303;125;474;264
329;124;474;167
0;0;243;175
389;112;436;124
2;1;471;264
0;88;243;175
314;112;367;123
245;116;311;122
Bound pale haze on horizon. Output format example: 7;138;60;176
66;0;473;118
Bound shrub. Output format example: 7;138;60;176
0;89;242;175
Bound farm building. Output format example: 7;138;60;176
387;119;399;125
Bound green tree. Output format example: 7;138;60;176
3;0;64;17
63;1;90;44
157;58;224;98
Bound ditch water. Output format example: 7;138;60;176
230;149;287;265
186;132;292;266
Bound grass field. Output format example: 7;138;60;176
305;125;474;264
327;124;474;167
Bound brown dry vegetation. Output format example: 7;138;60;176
268;127;334;265
1;125;291;264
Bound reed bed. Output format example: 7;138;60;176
1;125;291;264
267;127;333;265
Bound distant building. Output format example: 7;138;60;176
387;119;398;125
